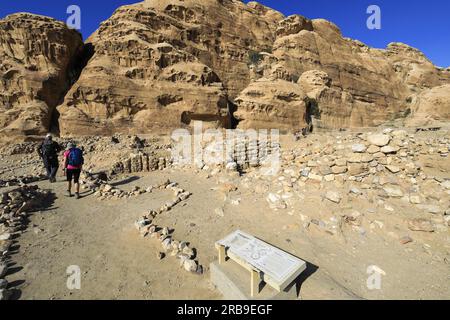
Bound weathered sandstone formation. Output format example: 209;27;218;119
0;13;84;142
406;84;450;127
0;1;449;139
238;17;450;130
57;0;284;136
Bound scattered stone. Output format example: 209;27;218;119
325;191;341;204
215;207;225;217
0;279;7;289
408;218;435;232
400;236;413;245
0;263;7;278
367;145;381;154
440;180;450;190
157;252;165;260
308;173;323;182
183;259;198;273
367;134;391;147
0;233;11;241
380;146;399;154
266;193;287;209
385;165;401;174
350;188;363;195
383;186;404;198
419;205;441;215
409;195;422;205
332;166;347;174
0;288;11;301
352;144;367;153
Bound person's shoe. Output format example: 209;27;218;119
66;191;72;197
75;193;80;199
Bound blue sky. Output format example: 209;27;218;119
1;0;449;67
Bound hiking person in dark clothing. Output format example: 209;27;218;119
63;142;84;199
37;134;62;183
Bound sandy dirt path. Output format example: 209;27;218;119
4;168;450;300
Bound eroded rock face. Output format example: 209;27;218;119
1;1;449;138
0;13;84;142
57;0;285;136
236;15;450;130
234;78;307;131
406;84;450;127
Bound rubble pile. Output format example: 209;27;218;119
0;174;47;188
243;128;450;239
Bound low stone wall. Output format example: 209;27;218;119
111;153;170;175
0;185;50;300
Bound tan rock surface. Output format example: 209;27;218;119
234;78;307;130
1;1;450;138
237;15;450;131
0;13;84;142
58;0;284;136
406;84;450;127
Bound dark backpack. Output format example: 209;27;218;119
42;141;57;160
68;148;83;167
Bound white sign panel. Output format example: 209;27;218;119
217;230;306;287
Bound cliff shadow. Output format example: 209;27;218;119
48;42;96;136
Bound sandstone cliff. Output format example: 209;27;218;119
0;13;84;142
1;1;449;139
57;0;284;136
406;84;450;127
237;16;450;130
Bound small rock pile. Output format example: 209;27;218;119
135;220;203;275
251;128;449;238
0;185;49;300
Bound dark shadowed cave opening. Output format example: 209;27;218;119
304;97;321;134
48;42;95;136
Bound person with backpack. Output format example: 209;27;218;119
63;142;84;199
37;133;62;183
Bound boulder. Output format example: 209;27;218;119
367;134;391;147
408;218;435;232
0;13;84;142
325;191;341;203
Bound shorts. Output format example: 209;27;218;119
66;169;81;183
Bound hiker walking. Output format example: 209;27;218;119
63;142;84;199
37;133;62;183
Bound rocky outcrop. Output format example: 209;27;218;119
1;1;449;138
234;79;307;130
57;0;284;136
237;16;450;130
406;84;450;127
0;13;84;142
